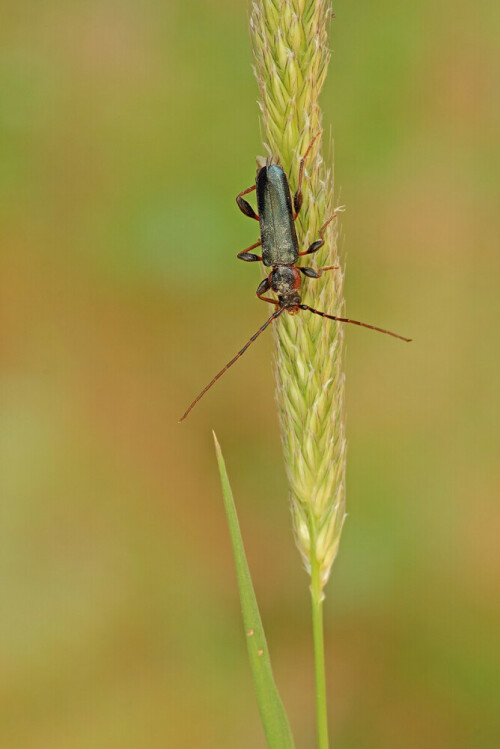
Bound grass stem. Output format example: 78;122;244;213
310;520;329;748
250;2;346;745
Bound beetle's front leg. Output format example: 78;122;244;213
256;277;277;305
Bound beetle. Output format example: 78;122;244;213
179;134;411;422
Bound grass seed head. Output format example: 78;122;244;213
251;0;346;590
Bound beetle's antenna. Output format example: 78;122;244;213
179;308;284;422
300;305;412;342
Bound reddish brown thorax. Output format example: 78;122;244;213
269;265;302;309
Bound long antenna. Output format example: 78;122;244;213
300;305;412;342
179;308;284;422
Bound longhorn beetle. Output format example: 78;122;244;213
179;133;411;422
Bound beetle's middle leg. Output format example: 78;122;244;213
297;213;337;256
299;265;338;279
237;239;262;262
236;185;259;221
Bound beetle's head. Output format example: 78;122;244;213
278;291;302;312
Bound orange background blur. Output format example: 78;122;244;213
1;2;498;747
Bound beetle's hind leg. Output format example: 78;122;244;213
293;131;322;218
236;184;259;220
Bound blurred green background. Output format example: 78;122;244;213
1;1;498;747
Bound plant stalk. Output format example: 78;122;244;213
310;520;329;749
250;2;346;746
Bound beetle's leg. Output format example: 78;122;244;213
293;161;306;217
293;131;322;218
236;185;259;220
298;240;323;257
256;277;277;306
293;185;304;218
297;213;337;255
299;265;338;279
237;239;262;262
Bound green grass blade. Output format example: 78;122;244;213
213;432;295;749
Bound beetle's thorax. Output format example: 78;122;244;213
269;265;302;309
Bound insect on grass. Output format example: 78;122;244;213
179;133;411;422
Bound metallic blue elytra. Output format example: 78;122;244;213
256;165;299;267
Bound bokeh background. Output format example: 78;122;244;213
1;1;498;747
